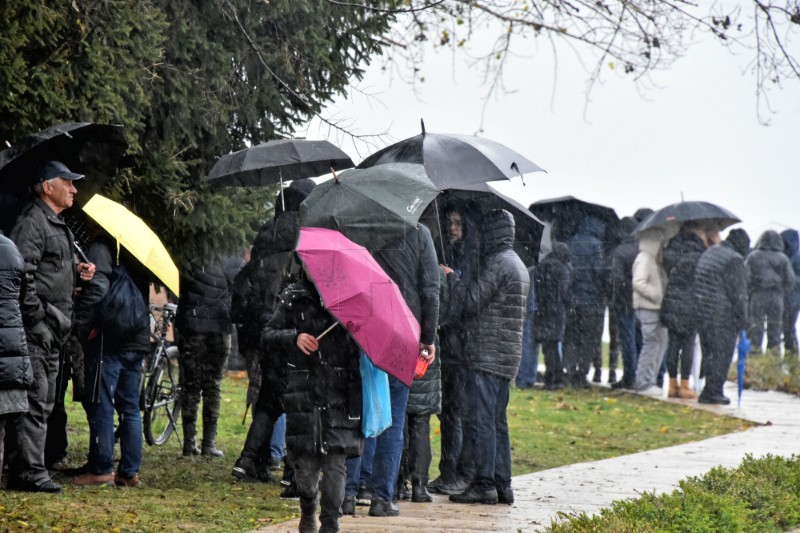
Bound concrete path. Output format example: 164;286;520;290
256;380;800;532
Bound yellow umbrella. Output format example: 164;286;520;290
82;194;180;296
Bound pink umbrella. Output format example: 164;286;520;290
296;227;421;386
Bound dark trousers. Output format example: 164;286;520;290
178;330;230;435
240;384;284;465
607;308;620;371
466;370;511;492
667;329;695;380
699;326;738;398
615;310;639;385
403;413;432;485
783;299;799;353
45;348;69;467
295;451;347;533
345;437;375;496
748;290;784;350
437;363;474;484
0;413;21;475
541;340;563;384
563;304;605;377
10;344;59;485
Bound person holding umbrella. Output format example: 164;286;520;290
8;161;95;494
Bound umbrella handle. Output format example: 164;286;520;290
316;321;339;340
433;198;446;262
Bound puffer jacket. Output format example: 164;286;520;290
564;216;606;307
262;278;363;458
659;230;706;333
745;230;795;294
533;242;571;342
781;229;800;309
177;258;233;334
632;234;667;311
10;198;76;347
72;236;150;353
0;233;32;390
694;241;748;332
450;209;530;381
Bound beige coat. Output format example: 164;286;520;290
632;235;667;311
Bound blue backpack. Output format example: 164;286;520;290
97;262;149;338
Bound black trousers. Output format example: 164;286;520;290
699;326;738;397
295;451;346;533
667;329;695;380
563;304;605;376
437;363;474;483
45;347;70;466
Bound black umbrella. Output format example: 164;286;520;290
299;162;439;250
634;201;741;234
357;120;545;190
529;196;620;249
0;122;128;233
204;139;354;187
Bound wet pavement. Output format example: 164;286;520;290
255;377;800;532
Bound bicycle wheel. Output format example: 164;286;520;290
143;346;181;446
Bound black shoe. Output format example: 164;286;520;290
394;480;411;501
592;368;602;383
341;495;356;515
201;445;224;457
232;456;270;483
656;374;664;388
434;478;470;495
368;497;400;517
608;370;618;384
449;486;498;504
182;442;200;457
356;484;372;506
9;478;63;494
267;456;281;471
411;482;432;503
280;482;300;499
497;485;514;505
611;379;633;390
698;392;731;405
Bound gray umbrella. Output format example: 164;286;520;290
299;163;439;250
204;139;354;187
634;201;740;234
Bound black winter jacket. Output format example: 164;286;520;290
533;242;571;342
745;230;795;295
73;237;150;353
450;210;530;381
10;198;76;348
262;279;363;458
606;235;638;315
0;234;32;390
694;241;748;332
781;229;800;309
177;258;234;334
565;216;606;307
372;224;439;346
659;230;706;333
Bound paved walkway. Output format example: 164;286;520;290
257;379;800;532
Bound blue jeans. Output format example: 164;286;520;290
83;349;145;477
270;413;286;461
345;437;376;496
467;370;511;491
516;313;539;388
369;375;409;501
616;310;638;385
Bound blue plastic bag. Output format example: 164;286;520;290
360;352;392;438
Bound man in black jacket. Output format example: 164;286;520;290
9;161;95;494
444;209;529;505
70;234;150;487
693;229;749;405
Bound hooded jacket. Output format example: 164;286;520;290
745;230;796;294
694;239;748;332
659;229;707;333
262;278;362;458
632;234;667;311
564;216;606;307
0;233;32;395
533;242;571;342
781;229;800;308
176;258;234;334
450;210;530;381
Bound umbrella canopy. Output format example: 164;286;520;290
204;139;354;187
82;194;180;296
357;121;545;190
296;227;421;386
529;196;620;246
634;201;741;234
299;162;439;249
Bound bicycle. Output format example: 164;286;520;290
142;302;182;446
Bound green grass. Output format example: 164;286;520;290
0;374;750;532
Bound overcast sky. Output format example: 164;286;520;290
301;17;800;242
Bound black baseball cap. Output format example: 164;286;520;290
36;161;85;183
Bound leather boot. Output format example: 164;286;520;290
678;379;697;399
668;378;679;398
411;480;432;502
201;417;224;457
182;415;200;457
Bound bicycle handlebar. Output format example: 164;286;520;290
149;303;178;315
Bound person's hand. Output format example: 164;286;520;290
420;343;435;362
78;262;95;282
296;333;319;355
440;264;454;275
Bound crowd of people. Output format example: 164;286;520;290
2;159;800;533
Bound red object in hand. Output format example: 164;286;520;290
414;350;431;379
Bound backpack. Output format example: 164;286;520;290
97;262;149;338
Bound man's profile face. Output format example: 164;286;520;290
42;177;78;213
446;212;464;243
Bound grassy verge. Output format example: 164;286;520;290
0;375;750;532
544;454;800;532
